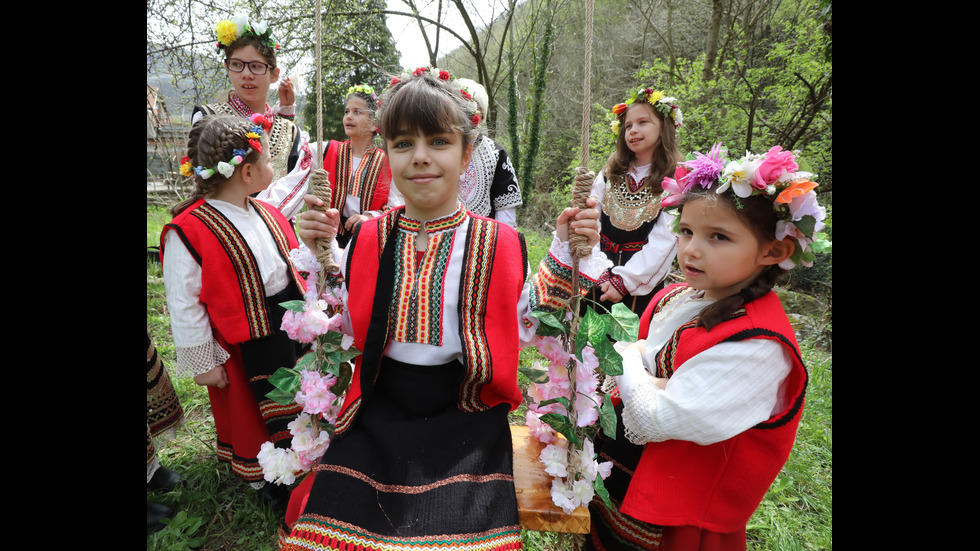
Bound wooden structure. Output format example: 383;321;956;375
511;424;590;534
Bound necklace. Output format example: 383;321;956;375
604;172;663;231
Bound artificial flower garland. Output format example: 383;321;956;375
661;143;832;269
214;14;278;51
384;66;482;128
347;83;376;99
609;87;683;135
258;246;360;486
523;303;641;514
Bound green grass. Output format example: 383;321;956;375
147;206;831;550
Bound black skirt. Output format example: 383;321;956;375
282;357;523;550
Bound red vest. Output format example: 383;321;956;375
621;284;807;532
323;140;393;213
333;208;526;437
160;198;305;345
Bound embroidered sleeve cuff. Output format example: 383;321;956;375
174;338;231;378
528;235;612;311
607;272;629;297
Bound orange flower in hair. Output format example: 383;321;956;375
776;179;819;204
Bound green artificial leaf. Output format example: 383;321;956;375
268;367;300;392
294;352;316;372
606;303;640;342
795;215;817;240
593;336;623;376
265;386;298;406
539;396;570;411
599;393;618;439
593;472;614;509
811;233;832;254
576;307;606;357
529;309;569;336
519;364;550;384
540;412;581;447
331;361;353;395
279;300;306;313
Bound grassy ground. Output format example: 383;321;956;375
147;206;831;550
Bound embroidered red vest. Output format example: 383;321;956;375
621;284;807;532
160;197;305;345
323;140;393;213
332;207;526;437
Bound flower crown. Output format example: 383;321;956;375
215;15;278;51
385;67;482;127
661;143;831;269
609;87;683;134
180;114;272;180
347;84;376;99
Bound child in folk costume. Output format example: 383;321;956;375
590;87;685;315
455;78;523;230
586;144;828;550
197;14;314;219
162;115;307;506
322;83;404;248
279;67;611;551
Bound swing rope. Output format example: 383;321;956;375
310;0;339;274
565;0;595;469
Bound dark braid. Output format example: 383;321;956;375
697;264;785;330
171;115;262;216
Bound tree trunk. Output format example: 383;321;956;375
702;0;724;80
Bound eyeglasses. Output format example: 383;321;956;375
225;58;274;75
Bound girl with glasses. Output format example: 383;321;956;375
193;15;313;219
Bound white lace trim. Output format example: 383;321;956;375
174;338;231;378
621;381;669;445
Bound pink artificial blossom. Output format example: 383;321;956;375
281;309;333;343
536;336;570;365
295;370;338;415
755;146;799;188
526;410;557;444
681;142;727;191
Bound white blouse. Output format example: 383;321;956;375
614;290;794;446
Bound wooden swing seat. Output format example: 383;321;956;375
510;424;590;534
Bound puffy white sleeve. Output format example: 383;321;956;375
616;339;794;446
161;231;231;377
255;130;314;219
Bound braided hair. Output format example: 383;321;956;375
171;115;264;216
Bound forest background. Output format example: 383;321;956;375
147;0;831;548
147;0;832;293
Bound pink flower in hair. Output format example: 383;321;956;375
681;142;727;191
249;112;272;132
755;146;798;187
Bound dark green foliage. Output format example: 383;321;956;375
300;0;402;143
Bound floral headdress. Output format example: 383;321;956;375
179;113;271;180
661;143;831;269
384;67;482;128
609;87;683;134
347;84;376;99
214;15;278;51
